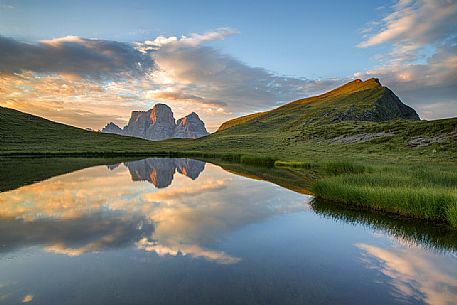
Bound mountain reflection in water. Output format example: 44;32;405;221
123;158;205;188
0;158;308;262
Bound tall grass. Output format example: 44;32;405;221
447;203;457;228
240;155;277;166
274;160;313;169
312;163;457;227
322;161;367;174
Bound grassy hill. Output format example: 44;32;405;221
0;106;166;155
217;78;418;134
192;79;456;163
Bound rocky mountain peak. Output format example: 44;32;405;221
149;104;175;124
368;77;381;85
102;104;209;141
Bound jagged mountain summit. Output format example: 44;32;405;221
175;112;208;138
102;104;209;141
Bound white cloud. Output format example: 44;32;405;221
138;27;237;51
359;0;457;51
356;0;457;119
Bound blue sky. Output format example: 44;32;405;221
1;0;387;77
1;0;456;130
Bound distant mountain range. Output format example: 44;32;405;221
102;104;209;141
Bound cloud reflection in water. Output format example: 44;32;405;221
0;158;309;264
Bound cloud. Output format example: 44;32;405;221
356;0;457;119
147;37;341;122
6;16;455;131
355;42;457;119
138;28;238;51
0;72;141;129
145;89;227;107
359;0;457;50
0;30;342;131
0;35;154;78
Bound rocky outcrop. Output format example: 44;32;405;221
174;112;209;138
407;131;457;148
372;88;420;121
101;104;209;141
124;158;205;188
327;132;395;144
331;80;420;122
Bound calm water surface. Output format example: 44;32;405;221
0;158;456;305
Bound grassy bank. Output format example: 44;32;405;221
310;161;457;227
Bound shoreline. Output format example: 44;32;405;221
1;152;456;229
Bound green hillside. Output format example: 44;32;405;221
0;106;162;155
218;78;417;134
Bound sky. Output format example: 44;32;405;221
0;0;456;131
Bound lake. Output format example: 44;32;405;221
0;157;456;305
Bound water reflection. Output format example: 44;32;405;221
0;157;456;305
124;158;205;188
312;199;457;253
0;158;308;263
356;243;457;305
0;213;154;256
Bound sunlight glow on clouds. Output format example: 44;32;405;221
0;29;340;131
1;2;456;130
